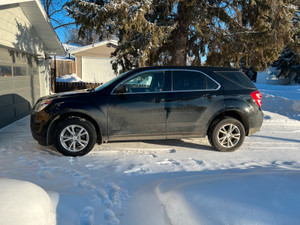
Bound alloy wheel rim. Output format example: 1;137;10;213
217;124;241;148
60;125;89;152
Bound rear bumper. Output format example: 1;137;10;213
247;108;264;136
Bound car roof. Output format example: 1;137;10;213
130;66;241;73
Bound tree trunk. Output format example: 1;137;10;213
170;1;190;66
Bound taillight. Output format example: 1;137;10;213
251;91;262;107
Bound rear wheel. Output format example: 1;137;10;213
54;118;97;156
209;118;245;152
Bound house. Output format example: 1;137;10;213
0;0;65;128
256;67;291;85
70;40;117;83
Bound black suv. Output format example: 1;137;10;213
31;66;263;156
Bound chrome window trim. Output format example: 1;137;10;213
111;69;221;95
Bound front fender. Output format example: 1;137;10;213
45;100;107;145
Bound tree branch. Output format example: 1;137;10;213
54;22;76;30
50;2;68;17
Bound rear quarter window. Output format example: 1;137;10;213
215;71;256;89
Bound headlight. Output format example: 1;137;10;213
34;100;53;112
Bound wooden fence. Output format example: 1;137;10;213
55;82;102;93
51;60;75;77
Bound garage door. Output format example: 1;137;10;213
0;48;40;128
82;56;116;83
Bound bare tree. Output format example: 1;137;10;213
40;0;75;30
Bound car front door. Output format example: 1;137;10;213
107;70;169;141
166;70;222;138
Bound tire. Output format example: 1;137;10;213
209;117;245;152
54;117;97;156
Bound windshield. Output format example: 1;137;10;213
94;71;131;91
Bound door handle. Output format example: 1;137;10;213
153;97;165;103
204;94;217;99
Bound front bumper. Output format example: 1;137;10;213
30;111;52;146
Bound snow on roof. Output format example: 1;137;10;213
53;55;75;61
63;43;81;53
70;40;118;54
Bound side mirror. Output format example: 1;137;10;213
114;84;127;94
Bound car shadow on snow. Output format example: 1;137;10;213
109;139;216;152
254;135;300;143
33;144;62;156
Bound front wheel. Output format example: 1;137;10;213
54;118;97;156
209;118;245;152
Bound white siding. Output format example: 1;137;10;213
0;6;44;55
82;57;116;83
0;5;51;128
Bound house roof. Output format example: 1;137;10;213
63;43;81;53
70;40;118;55
0;0;65;55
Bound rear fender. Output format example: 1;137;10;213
206;98;254;136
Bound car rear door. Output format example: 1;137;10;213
165;69;222;138
107;70;169;141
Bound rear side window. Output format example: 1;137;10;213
172;71;218;91
215;71;256;89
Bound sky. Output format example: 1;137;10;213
41;0;75;43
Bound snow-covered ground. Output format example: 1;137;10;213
0;84;299;225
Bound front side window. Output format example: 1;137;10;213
122;71;165;93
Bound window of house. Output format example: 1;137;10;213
28;67;39;76
0;65;12;77
33;67;39;76
13;66;27;76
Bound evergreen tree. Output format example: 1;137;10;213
272;48;300;83
66;0;299;74
65;27;110;45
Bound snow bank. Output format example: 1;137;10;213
256;83;300;119
256;83;300;101
262;93;300;120
56;74;83;82
0;179;56;225
156;171;300;225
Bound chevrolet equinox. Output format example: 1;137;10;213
31;66;263;156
